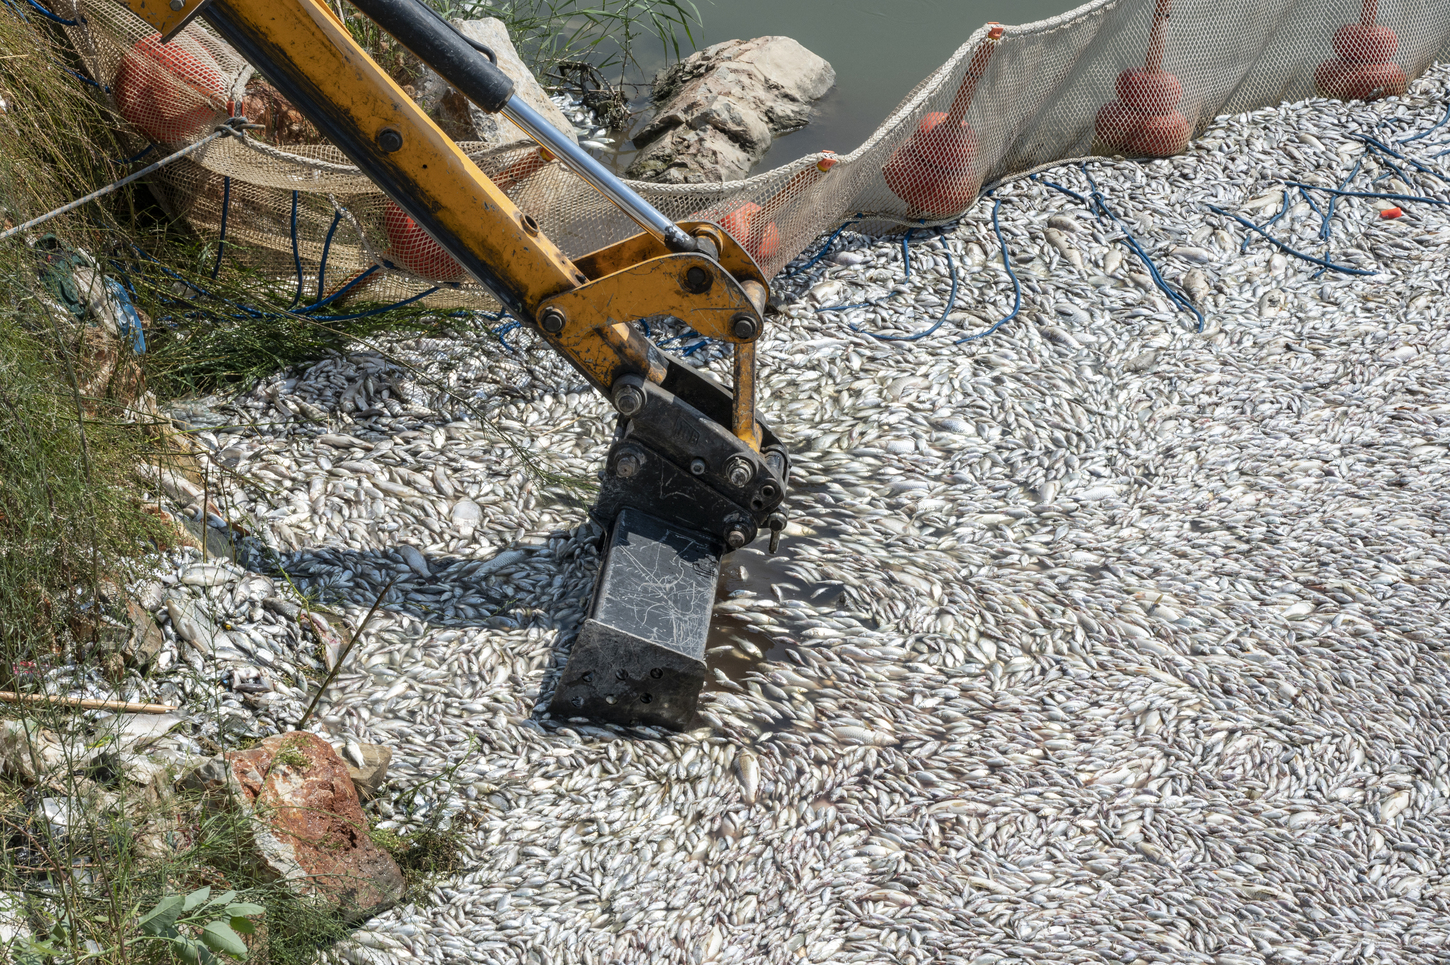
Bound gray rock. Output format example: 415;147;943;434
337;741;392;798
629;36;834;183
0;720;66;784
121;600;165;670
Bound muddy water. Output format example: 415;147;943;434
589;0;1086;174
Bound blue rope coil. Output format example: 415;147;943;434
786;216;861;276
1206;204;1375;276
956;196;1021;344
23;0;76;24
851;229;960;343
211;176;230;279
317;209;343;300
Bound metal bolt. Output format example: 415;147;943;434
766;512;787;554
168;0;184;9
539;308;565;334
725;455;754;488
613;381;645;418
375;128;403;153
650;668;663;679
725;525;748;550
682;265;711;294
689;457;707;476
614;450;643;478
731;314;758;341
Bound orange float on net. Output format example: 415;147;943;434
382;200;467;282
1315;1;1406;102
718;202;781;263
882;24;1002;218
1094;0;1191;158
114;31;228;144
711;152;838;264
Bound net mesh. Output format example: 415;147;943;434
55;0;1450;311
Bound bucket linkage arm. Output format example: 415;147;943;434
118;0;790;728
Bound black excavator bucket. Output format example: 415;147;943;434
549;508;721;729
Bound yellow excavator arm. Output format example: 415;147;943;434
118;0;791;728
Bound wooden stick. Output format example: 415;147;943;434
0;692;176;714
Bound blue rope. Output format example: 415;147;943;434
309;286;438;321
490;319;519;353
56;63;106;91
1311;155;1363;279
316;209;342;300
1079;166;1204;333
851;231;959;342
1040;167;1203;333
211;176;230;279
956;197;1021;344
22;0;75;24
111;145;155;165
1241;189;1291;255
1355;134;1450;186
1206;204;1375;276
1400;100;1450;143
1287;183;1450;207
287;190;303;309
296;265;380;314
900;228;914;281
786;216;860;276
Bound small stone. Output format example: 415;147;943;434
337;742;392;798
0;720;65;784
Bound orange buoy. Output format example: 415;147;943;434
710;152;838;264
1380;206;1403;219
882;24;1003;217
719;202;781;263
382;201;467;282
114;31;227;144
1094;0;1191;158
1315;1;1406;101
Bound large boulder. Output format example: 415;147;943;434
185;732;403;922
628;36;834;183
413;18;578;152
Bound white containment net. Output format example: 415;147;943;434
50;0;1450;310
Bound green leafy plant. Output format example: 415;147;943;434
136;887;265;963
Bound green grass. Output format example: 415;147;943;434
0;0;685;955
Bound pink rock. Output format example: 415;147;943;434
214;733;403;920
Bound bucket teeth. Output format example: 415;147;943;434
549;508;720;729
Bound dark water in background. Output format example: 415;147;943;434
593;0;1087;174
